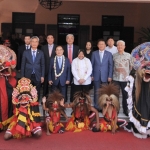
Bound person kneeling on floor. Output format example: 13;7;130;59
60;91;100;132
42;91;68;135
92;83;127;134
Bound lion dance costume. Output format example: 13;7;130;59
4;77;42;139
65;91;95;132
124;42;150;138
98;84;127;132
0;45;17;130
43;91;66;134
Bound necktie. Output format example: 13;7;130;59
100;52;103;63
26;45;30;50
68;46;72;63
49;45;52;57
58;57;62;69
32;51;36;62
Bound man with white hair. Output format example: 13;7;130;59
63;34;79;102
63;34;79;64
113;40;132;116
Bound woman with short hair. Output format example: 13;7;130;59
71;49;92;97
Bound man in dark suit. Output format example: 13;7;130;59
41;34;57;96
63;34;79;102
21;36;45;101
91;39;113;110
48;46;70;101
17;35;31;71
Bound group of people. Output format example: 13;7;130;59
16;34;132;118
0;33;134;140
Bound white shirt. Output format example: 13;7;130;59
31;49;37;57
106;45;118;55
25;45;30;50
71;57;92;85
99;50;104;61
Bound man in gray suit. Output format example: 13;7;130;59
91;39;113;110
21;36;45;101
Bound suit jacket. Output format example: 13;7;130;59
63;44;79;61
17;44;31;70
91;50;113;82
48;56;70;86
21;49;45;81
41;44;57;76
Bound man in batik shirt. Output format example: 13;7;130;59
113;40;132;116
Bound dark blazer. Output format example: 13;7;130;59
91;50;113;82
17;45;31;70
63;44;79;61
48;57;70;86
41;44;57;75
21;49;45;81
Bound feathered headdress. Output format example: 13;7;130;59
98;83;120;112
12;77;38;105
46;91;64;111
73;91;92;106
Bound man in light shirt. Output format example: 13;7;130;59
113;40;132;116
105;37;118;55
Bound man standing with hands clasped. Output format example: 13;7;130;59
48;46;70;101
91;39;113;111
41;34;57;97
21;36;45;101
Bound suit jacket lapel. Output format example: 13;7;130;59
29;50;33;63
34;50;40;63
96;51;101;64
51;45;56;57
46;45;50;57
102;51;107;64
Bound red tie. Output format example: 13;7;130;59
68;46;72;63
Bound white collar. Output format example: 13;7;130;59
99;50;104;53
31;49;37;53
48;44;53;47
67;44;73;48
57;56;63;59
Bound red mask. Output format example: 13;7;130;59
52;101;58;110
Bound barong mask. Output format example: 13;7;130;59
46;91;65;112
52;101;59;111
98;83;120;112
73;91;92;106
0;45;16;76
131;42;150;102
12;78;38;107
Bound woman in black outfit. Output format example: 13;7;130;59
84;40;93;61
84;41;93;90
